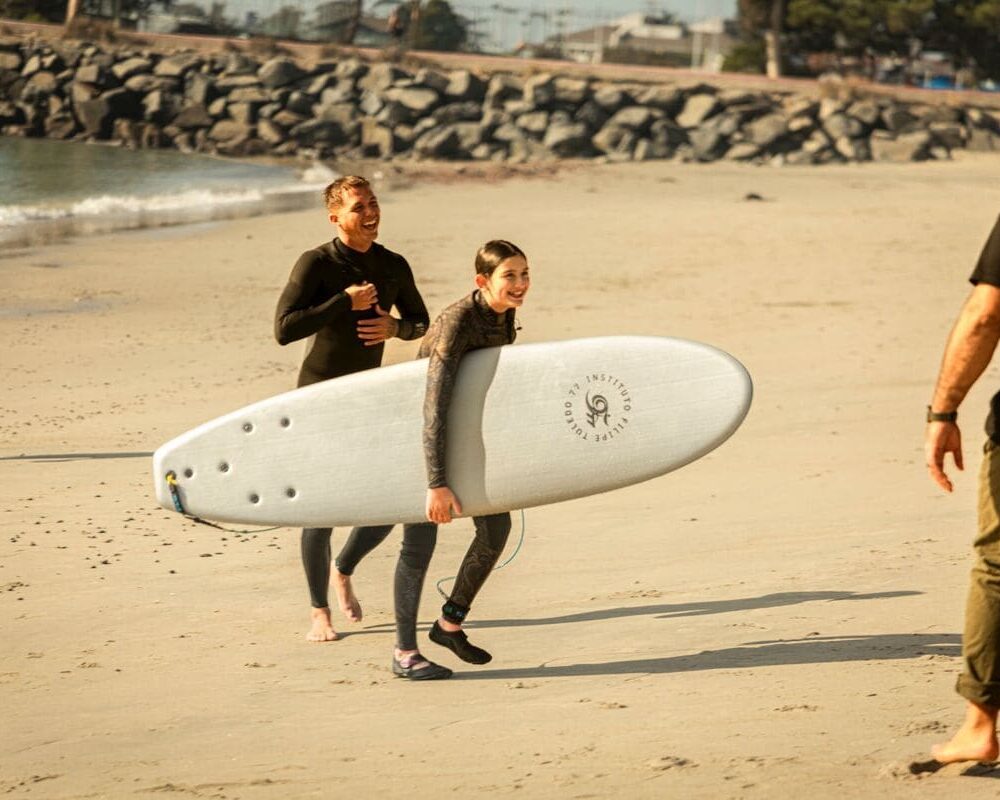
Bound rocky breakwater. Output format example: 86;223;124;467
2;36;1000;165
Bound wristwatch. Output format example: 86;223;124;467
926;406;958;423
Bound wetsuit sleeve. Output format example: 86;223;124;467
392;257;430;341
274;250;352;345
423;310;471;489
971;215;1000;288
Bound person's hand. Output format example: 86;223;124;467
426;486;462;524
925;420;963;493
346;282;377;311
357;304;399;346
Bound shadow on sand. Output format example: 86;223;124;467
0;451;153;462
453;631;960;680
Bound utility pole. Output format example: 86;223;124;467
65;0;81;26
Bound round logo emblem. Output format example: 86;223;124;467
564;373;632;442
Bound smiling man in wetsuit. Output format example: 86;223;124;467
273;176;443;670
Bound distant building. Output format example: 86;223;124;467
139;2;228;35
535;13;737;70
301;0;392;47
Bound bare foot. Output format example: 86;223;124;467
306;607;338;642
333;571;362;623
931;702;1000;764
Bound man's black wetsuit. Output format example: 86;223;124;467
419;290;518;625
274;237;435;650
275;238;428;385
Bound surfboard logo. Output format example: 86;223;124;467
564;373;632;442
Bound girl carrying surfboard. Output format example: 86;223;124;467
392;240;530;678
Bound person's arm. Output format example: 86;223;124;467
356;257;430;346
275;252;375;345
926;283;1000;492
393;258;430;341
423;314;470;522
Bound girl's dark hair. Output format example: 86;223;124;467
474;240;526;277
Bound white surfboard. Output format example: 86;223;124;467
152;336;752;527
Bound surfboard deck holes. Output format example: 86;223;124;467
249;493;260;504
280;417;291;428
183;468;193;478
286;488;297;498
219;462;230;473
243;422;254;433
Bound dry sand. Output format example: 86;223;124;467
4;154;1000;798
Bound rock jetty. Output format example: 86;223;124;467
2;36;999;165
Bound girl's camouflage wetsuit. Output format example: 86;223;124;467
418;289;518;624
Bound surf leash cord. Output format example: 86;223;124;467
435;509;526;600
164;471;281;534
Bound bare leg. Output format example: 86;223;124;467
306;607;338;642
931;701;1000;763
333;571;362;622
302;528;338;642
333;524;395;624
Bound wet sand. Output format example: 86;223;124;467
4;155;1000;798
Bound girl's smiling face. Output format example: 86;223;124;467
477;255;530;313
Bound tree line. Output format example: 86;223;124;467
738;0;1000;80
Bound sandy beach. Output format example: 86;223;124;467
5;154;1000;798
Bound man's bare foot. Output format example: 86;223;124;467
306;607;339;642
931;702;1000;764
333;571;362;623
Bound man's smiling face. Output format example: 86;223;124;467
330;186;380;250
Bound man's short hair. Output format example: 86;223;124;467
324;176;371;211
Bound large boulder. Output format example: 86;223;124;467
155;54;202;78
185;73;218;106
484;74;521;109
433;101;482;125
688;127;727;161
676;93;720;128
543;121;592;157
746;113;788;148
358;63;409;93
19;71;58;102
591;85;630;113
143;89;181;124
0;51;22;71
124;74;179;94
515;110;548;136
607;105;659;133
870;130;932;162
208;119;252;142
414;68;450;94
75;88;142;138
111;57;153;82
259;57;307;89
445;69;486;103
636;85;683;115
360;119;398;158
592;123;636;158
383;86;440;114
414;125;462;158
172;103;214;130
553;77;589;106
522;73;556;107
289;118;347;147
822;112;866;139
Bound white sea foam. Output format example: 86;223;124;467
299;161;339;186
0;181;323;230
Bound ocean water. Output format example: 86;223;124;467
0;137;333;246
